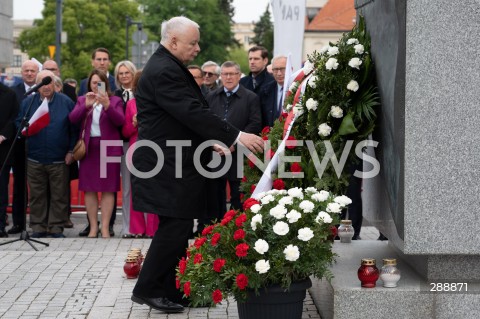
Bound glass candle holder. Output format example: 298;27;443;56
357;258;379;288
338;220;354;243
379;258;401;288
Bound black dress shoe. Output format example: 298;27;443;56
378;233;388;241
7;225;23;234
109;225;115;237
352;235;362;240
0;230;8;238
131;295;184;313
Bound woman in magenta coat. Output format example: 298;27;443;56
69;70;124;238
122;70;159;238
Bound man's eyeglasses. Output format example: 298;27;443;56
272;67;286;73
45;68;58;71
220;72;240;78
203;71;218;78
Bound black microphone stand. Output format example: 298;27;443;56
0;94;49;250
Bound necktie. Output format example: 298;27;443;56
224;91;233;119
123;89;132;102
278;87;283;113
252;77;257;90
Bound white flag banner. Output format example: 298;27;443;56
251;113;298;199
270;0;306;71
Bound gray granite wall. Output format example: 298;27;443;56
0;0;13;69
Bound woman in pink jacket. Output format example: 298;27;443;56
122;70;159;238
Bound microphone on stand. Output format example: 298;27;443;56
24;76;53;96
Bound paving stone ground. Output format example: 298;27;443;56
0;212;380;318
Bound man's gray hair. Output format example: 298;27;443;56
201;61;220;75
220;61;241;73
160;16;199;45
271;55;287;65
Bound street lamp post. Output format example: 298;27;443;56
126;16;143;61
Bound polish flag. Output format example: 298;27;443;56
22;98;50;136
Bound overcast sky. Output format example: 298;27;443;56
13;0;271;23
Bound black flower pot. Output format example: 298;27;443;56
237;277;312;319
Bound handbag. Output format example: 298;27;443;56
72;109;92;161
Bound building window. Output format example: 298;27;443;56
12;55;22;67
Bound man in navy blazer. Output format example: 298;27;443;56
77;48;117;96
259;55;288;128
239;46;274;95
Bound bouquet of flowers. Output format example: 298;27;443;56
176;187;351;306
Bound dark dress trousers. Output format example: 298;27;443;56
131;44;240;302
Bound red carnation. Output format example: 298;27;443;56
212;289;223;304
262;135;269;140
261;126;271;136
279;112;288;122
330;225;338;238
236;274;248;290
183;282;191;296
291;162;302;173
243;198;260;211
213;258;226;272
272;178;285;190
211;233;221;246
178;258;187;275
221;216;233;225
250;184;256;194
233;229;246;240
248;158;256;168
193;253;203;264
241;176;247;182
224;209;236;219
235;243;249;257
235;213;247;227
194;237;207;249
285;135;297;149
201;225;215;236
240;193;244;201
176;277;181;289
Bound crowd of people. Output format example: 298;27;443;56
0;20;290;240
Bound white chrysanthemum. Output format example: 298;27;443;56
330;105;344;118
261;194;275;205
251;214;263;231
303;60;315;74
318;123;332;137
334;195;352;207
267;189;280;196
347;80;359;92
283;245;300;261
308;75;317;88
285;103;293;111
311;190;330;202
273;221;289;236
286;209;302;223
325;58;339;70
279;196;293;206
255;192;266;199
254;239;269;254
289;81;299;91
250;204;262;214
348;57;362;70
299;200;315;213
277;189;288;195
255;259;270;274
347;38;359;45
327;46;339;56
298;227;314;242
319;45;330;54
326;202;342;213
306;98;318;111
305;187;317;194
287;187;304;199
354;44;364;54
315;211;333;224
293;104;304;116
270;205;287;219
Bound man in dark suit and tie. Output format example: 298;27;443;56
130;16;264;313
239;46;274;95
0;83;19;237
8;60;39;235
77;48;117;96
259;55;288;128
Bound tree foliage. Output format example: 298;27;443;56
18;0;140;81
138;0;237;65
251;5;274;60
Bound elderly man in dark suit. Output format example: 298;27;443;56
259;55;288;128
197;61;261;233
8;60;39;235
0;83;19;237
130;16;264;313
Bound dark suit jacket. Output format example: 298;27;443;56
78;74;117;97
0;83;19;165
206;85;261;180
12;82;27;104
62;83;77;102
131;44;240;218
259;80;283;128
239;68;274;95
